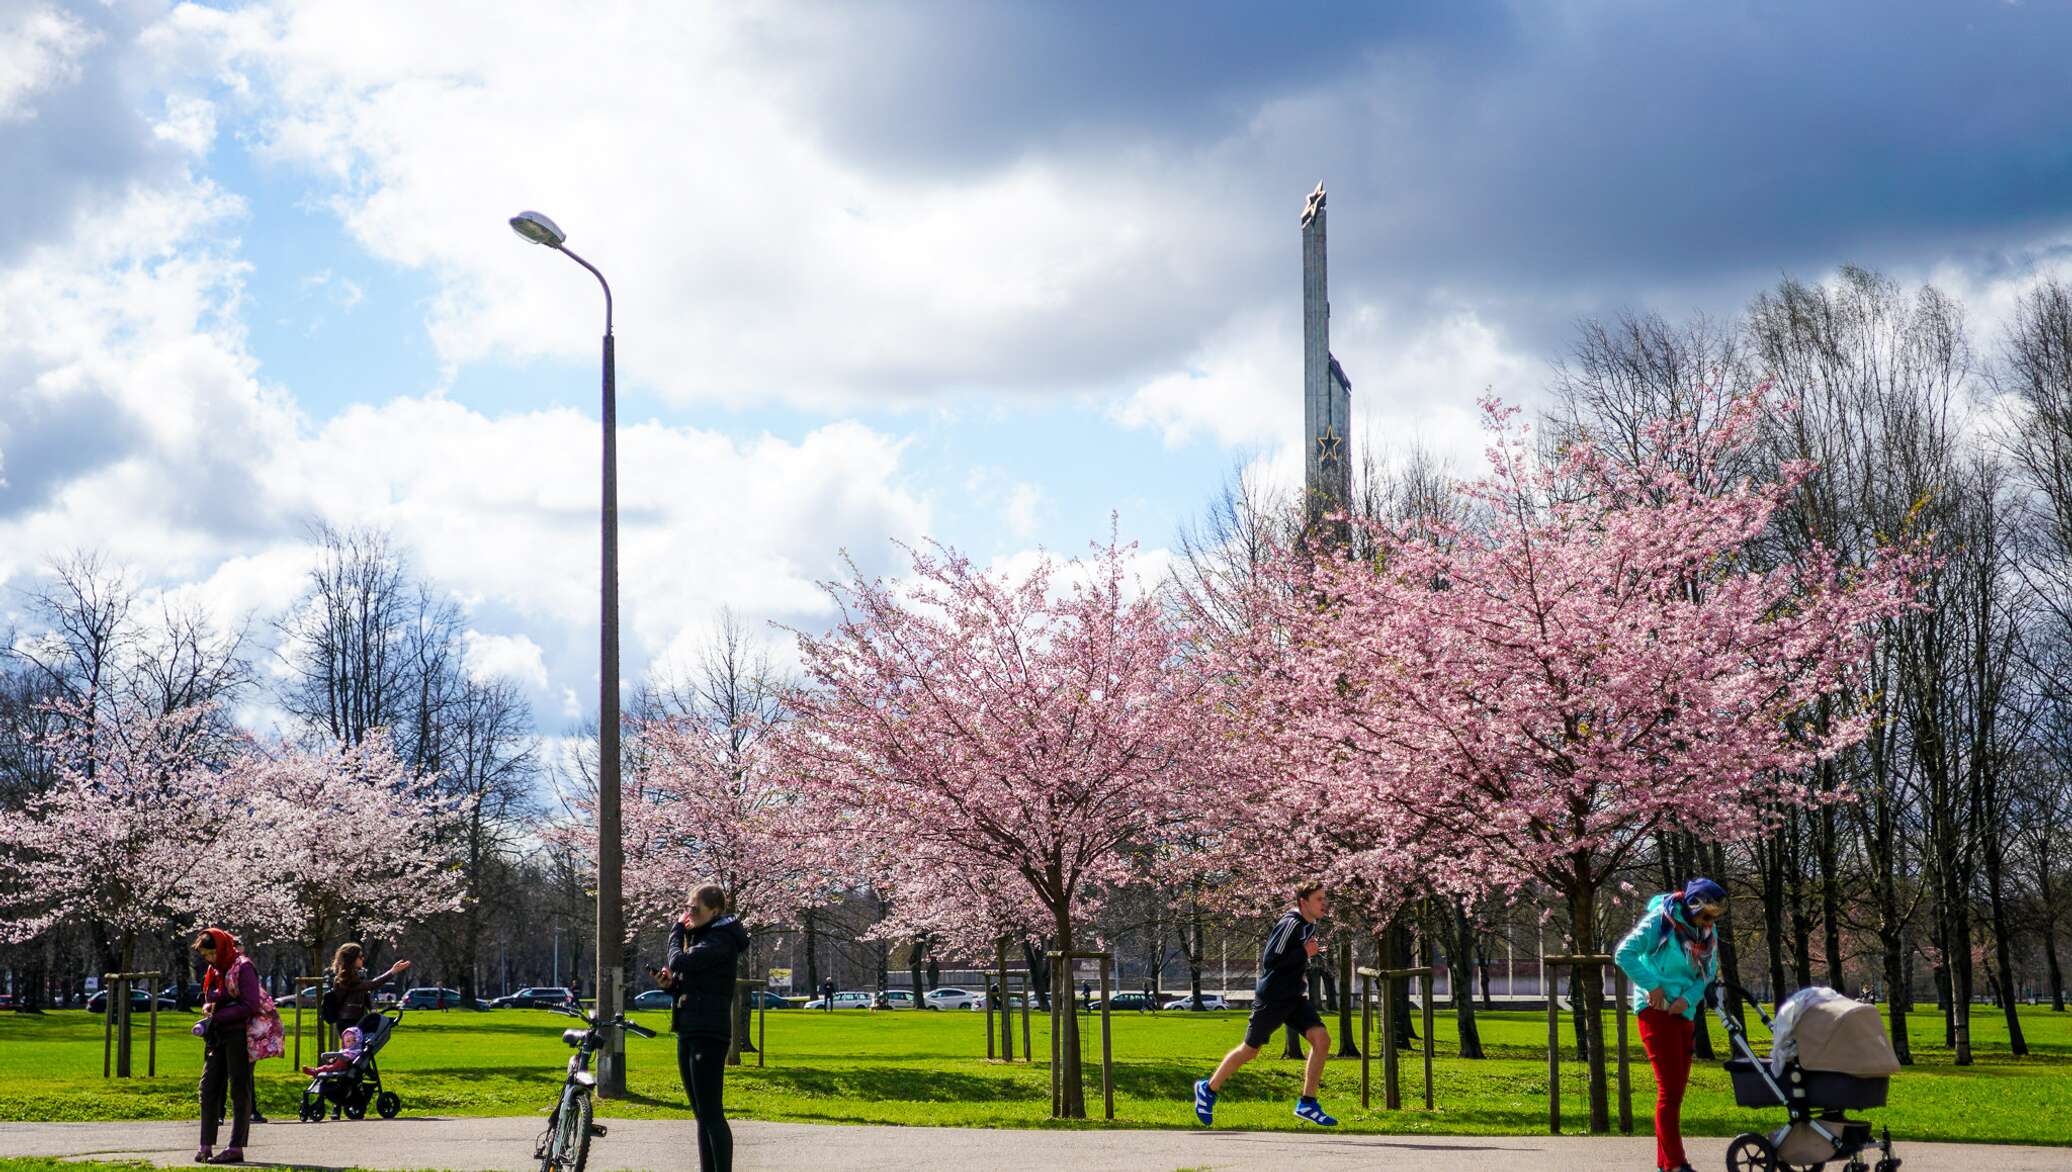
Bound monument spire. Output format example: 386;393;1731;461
1302;181;1351;538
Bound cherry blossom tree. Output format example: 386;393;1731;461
226;733;466;973
0;704;242;971
611;714;812;931
780;538;1213;1118
1215;388;1916;1128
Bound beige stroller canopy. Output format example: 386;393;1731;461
1789;997;1900;1078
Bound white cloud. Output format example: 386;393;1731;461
462;630;550;691
0;166;936;737
1004;482;1042;541
155;1;1275;409
1115;298;1530;484
151;93;216;154
0;4;96;124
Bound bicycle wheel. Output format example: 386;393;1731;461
539;1086;593;1172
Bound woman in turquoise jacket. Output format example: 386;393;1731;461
1615;877;1727;1172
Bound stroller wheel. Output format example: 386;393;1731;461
298;1097;323;1124
343;1100;367;1121
1727;1132;1778;1172
376;1091;402;1119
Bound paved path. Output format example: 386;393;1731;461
4;1118;2064;1171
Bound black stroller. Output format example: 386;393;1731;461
1712;981;1902;1172
298;1005;406;1122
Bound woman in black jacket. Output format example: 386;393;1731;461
656;883;748;1172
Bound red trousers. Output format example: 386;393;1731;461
1637;1006;1694;1170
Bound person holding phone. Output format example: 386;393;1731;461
655;883;748;1172
1193;879;1338;1128
1615;877;1727;1172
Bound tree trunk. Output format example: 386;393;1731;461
1335;938;1360;1058
1707;840;1748;1031
1024;940;1053;1011
1945;874;1974;1065
728;948;754;1064
1388;919;1417;1047
1819;801;1846;992
802;908;819;1003
1185;896;1205;1008
908;937;926;1012
1564;878;1611;1133
1052;909;1085;1119
1450;900;1483;1059
1786;811;1815;993
1762;831;1788;1006
2044;915;2066;1014
1984;815;2029;1054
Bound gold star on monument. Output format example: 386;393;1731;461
1316;426;1344;468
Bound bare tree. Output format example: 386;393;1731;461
276;523;460;759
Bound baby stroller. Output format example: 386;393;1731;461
1711;981;1902;1172
298;1005;406;1122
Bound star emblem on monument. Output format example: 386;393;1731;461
1316;426;1344;468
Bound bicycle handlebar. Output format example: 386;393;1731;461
554;1004;657;1039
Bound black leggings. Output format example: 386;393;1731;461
676;1031;732;1172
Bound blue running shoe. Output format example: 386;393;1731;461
1294;1096;1338;1126
1193;1079;1217;1126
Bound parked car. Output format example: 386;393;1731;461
272;987;323;1009
87;988;173;1013
924;987;979;1011
489;986;577;1009
631;988;674;1011
1161;993;1229;1011
0;992;14;1010
800;990;875;1010
400;986;464;1010
1092;992;1159;1012
964;992;1031;1011
745;989;795;1009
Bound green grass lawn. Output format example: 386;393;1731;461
3;1003;2068;1147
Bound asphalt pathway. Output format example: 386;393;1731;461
4;1117;2064;1171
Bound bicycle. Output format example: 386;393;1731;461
532;1003;657;1172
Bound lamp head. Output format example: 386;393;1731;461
509;211;566;248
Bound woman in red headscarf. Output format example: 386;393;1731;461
193;928;256;1163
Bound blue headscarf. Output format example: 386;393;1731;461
1658;878;1726;968
1682;877;1727;911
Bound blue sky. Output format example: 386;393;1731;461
5;0;2071;735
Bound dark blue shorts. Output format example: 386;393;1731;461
1244;996;1324;1049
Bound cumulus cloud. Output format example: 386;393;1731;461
0;143;935;738
0;3;97;124
462;630;550;691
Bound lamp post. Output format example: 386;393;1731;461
509;210;626;1098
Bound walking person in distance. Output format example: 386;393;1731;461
1193;880;1339;1127
656;883;748;1172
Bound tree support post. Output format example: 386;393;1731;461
1543;954;1629;1135
1359;967;1374;1108
1359;965;1429;1110
1044;950;1115;1120
102;971;163;1078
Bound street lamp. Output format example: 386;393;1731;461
509;209;626;1098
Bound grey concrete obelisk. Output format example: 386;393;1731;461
1301;181;1352;537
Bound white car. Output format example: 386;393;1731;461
1161;993;1229;1011
800;990;874;1010
924;987;979;1010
